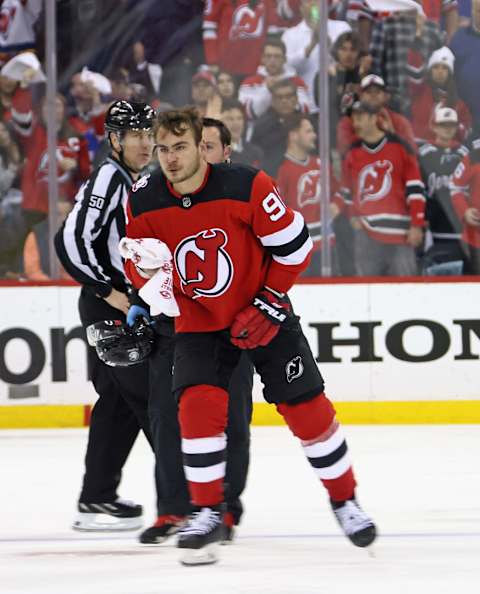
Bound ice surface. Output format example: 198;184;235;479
1;425;479;594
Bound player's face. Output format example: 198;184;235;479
361;86;386;109
156;127;202;183
297;119;317;152
121;129;155;173
201;126;228;164
221;108;244;142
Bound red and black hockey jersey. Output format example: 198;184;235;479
125;163;313;333
339;133;426;244
203;0;274;77
276;154;341;248
450;149;480;248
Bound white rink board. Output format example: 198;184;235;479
0;282;479;405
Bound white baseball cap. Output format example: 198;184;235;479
360;74;386;91
434;107;458;124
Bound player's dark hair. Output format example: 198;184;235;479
154;106;203;145
202;117;232;147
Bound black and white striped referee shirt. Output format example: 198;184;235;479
55;156;134;297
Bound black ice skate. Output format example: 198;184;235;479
177;506;224;566
139;514;186;544
72;498;143;532
332;498;377;547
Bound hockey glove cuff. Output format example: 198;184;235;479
230;287;296;349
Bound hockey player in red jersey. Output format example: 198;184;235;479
124;107;376;565
339;101;426;276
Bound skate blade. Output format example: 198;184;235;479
72;513;143;532
180;543;219;566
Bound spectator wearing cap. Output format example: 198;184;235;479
191;69;222;117
220;99;263;167
450;0;480;127
409;46;471;145
338;100;426;276
418;106;469;274
282;0;351;100
450;131;480;274
239;38;313;122
250;78;302;176
336;74;416;156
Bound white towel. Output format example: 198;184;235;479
119;238;180;317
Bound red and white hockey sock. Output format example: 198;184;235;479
178;384;228;507
277;393;356;502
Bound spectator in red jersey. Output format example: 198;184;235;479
336;74;416;155
68;72;109;161
216;70;239;103
409;46;471;145
277;113;342;276
250;78;302;176
450;138;480;273
202;0;277;80
17;92;91;276
338;101;426;276
239;38;314;122
220;99;264;166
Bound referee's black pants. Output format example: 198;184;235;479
78;289;154;504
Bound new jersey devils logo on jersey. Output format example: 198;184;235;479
230;3;265;40
358;160;393;203
175;229;233;299
297;170;320;208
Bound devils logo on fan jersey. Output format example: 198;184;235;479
297;170;320;208
174;228;233;299
229;2;265;40
358;160;393;203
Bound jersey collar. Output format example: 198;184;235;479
107;156;135;187
166;163;211;199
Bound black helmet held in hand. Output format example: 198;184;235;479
86;318;154;367
105;100;155;133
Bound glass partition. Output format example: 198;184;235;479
0;0;478;281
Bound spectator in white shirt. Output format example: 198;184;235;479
282;0;351;98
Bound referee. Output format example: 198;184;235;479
55;100;156;531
